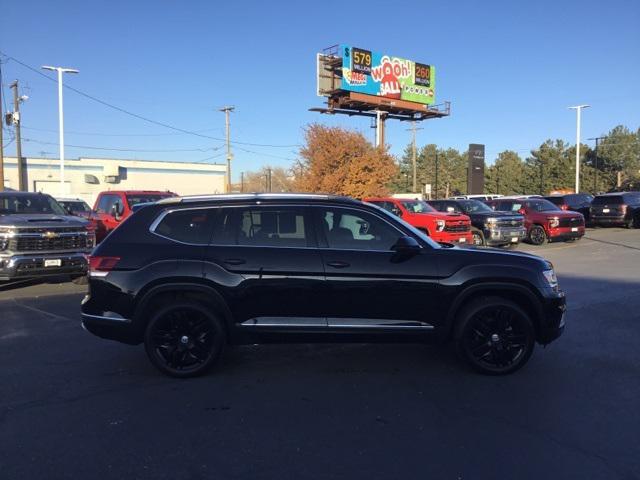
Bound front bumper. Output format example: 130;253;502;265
548;226;585;241
484;226;527;246
0;252;89;281
432;231;473;245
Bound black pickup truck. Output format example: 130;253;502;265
0;191;95;281
427;199;526;247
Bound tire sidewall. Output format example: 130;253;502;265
528;225;547;245
471;228;485;246
144;302;226;378
455;298;536;375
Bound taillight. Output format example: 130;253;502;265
561;204;568;210
89;256;120;277
620;205;628;214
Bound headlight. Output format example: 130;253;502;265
436;220;445;232
548;217;560;228
542;269;558;289
484;217;498;227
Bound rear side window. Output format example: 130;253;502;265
238;208;308;247
545;197;565;206
154;209;215;244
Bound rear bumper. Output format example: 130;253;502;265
538;289;566;344
81;311;140;345
0;252;89;281
591;215;626;226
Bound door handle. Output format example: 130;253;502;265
223;258;246;266
326;261;350;269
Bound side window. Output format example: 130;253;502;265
320;208;401;251
154;209;215;244
237;207;308;247
445;202;459;213
96;195;115;214
385;202;403;217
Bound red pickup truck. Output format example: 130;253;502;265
90;190;176;243
365;197;473;245
486;197;585;245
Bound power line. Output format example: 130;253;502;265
1;52;301;148
22;137;225;153
21;125;220;137
234;145;297;162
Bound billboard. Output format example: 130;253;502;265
339;45;436;105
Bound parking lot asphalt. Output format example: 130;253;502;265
1;228;639;480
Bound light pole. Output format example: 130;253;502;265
42;65;79;195
568;105;590;193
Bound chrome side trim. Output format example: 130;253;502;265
241;317;326;328
81;312;131;323
328;318;434;329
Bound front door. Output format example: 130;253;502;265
203;205;327;331
312;205;441;334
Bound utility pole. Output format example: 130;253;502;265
10;81;25;191
0;73;4;192
219;106;234;193
569;105;590;193
240;171;244;193
42;66;79;195
407;121;423;193
496;164;500;195
588;136;605;194
434;151;439;200
267;168;272;193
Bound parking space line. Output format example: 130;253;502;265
11;300;75;322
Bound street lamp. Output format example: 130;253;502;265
42;65;79;195
568;104;590;193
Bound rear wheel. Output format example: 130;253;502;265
455;297;535;375
528;225;547;245
144;302;226;378
471;228;485;246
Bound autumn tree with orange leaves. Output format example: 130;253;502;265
294;124;397;199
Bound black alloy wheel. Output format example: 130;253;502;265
144;303;226;378
528;225;547;245
455;297;535;375
471;229;485;246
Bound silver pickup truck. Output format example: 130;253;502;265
0;191;95;281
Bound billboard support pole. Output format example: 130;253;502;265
375;111;386;148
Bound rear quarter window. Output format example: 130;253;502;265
154;209;215;244
592;196;624;205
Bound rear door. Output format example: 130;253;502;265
202;204;327;330
312;205;441;333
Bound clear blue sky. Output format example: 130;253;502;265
1;0;639;180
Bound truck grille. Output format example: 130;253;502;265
558;216;584;228
444;221;470;233
7;230;92;252
495;218;524;228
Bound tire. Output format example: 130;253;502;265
471;228;485;246
454;297;536;375
528;225;547;245
144;302;226;378
628;214;639;229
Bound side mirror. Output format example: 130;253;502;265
391;208;402;217
110;203;123;221
517;208;526;215
392;235;421;252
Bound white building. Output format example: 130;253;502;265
1;156;227;205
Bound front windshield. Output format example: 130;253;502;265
0;194;67;215
527;199;561;212
400;200;435;214
458;200;493;213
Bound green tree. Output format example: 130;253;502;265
485;150;527;195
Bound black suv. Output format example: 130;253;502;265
427;199;526;247
543;194;593;224
81;194;566;377
590;192;640;228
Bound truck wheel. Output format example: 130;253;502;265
471;228;485;246
454;297;535;375
144;302;226;378
528;225;547;245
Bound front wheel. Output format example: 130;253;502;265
144;302;226;378
455;297;536;375
471;229;485;246
528;225;547;245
